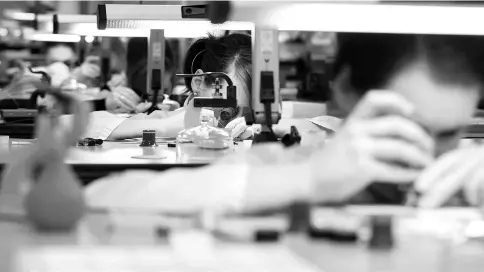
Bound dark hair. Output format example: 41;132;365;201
183;33;252;101
333;33;484;95
126;37;175;97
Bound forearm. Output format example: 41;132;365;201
273;118;324;138
463;171;484;207
242;162;315;212
107;110;185;140
86;161;316;214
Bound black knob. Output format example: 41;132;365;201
140;130;157;147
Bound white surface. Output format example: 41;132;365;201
308;116;342;132
281;101;327;119
13;245;322;272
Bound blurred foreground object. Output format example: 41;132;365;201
0;85;91;231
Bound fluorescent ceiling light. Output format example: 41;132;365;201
56;14;97;24
54;22;242;38
68;24;226;38
3;10;51;22
101;4;201;22
102;20;252;32
25;33;81;43
24;12;235;38
99;4;252;31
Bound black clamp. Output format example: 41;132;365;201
281;126;302;147
77;138;103;146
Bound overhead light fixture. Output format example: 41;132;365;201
44;13;241;38
97;4;205;29
225;2;484;35
96;2;484;35
67;22;243;38
51;22;226;38
97;4;252;31
55;14;97;24
24;33;81;43
23;13;228;38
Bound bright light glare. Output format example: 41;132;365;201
25;33;81;43
3;10;35;21
3;10;51;22
56;14;96;24
84;35;95;43
0;28;8;37
230;2;484;35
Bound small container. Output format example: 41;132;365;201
140;130;157;147
368;216;394;249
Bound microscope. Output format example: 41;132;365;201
176;72;238;128
205;3;301;146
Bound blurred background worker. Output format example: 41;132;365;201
71;37;127;89
82;33;484;213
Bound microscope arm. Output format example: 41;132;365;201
176;72;237;108
177;72;234;86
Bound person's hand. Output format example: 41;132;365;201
309;91;435;202
135;102;152;113
225;117;253;140
108;73;126;89
80;56;101;79
105;86;141;112
414;144;484;208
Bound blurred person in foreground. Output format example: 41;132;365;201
4;33;484;214
83;33;484;213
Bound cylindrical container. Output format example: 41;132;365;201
139;130;157;147
368;216;394;249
